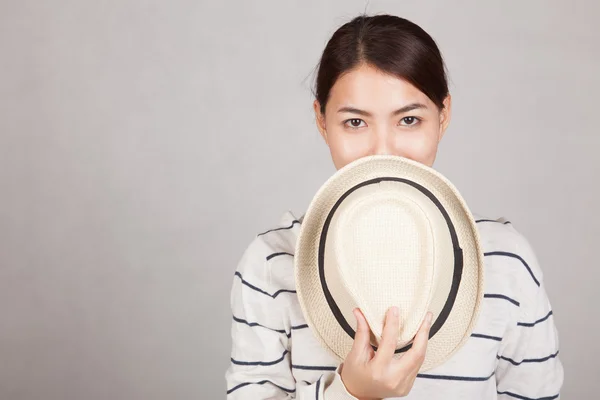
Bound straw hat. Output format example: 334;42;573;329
294;155;484;371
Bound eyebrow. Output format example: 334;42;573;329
337;103;428;117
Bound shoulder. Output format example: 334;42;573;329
255;210;302;256
473;212;545;291
234;210;302;286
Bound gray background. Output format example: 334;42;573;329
0;0;597;398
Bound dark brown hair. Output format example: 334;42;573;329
314;14;449;114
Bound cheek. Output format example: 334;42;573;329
392;130;440;165
326;128;372;167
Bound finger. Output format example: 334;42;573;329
373;306;400;364
351;308;372;353
398;312;432;369
354;308;376;359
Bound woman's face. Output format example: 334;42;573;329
313;63;452;170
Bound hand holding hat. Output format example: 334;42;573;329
340;307;433;399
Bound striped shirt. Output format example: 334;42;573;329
225;210;564;399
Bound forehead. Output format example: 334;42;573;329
326;64;434;112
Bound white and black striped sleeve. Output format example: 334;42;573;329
495;237;564;399
225;237;357;399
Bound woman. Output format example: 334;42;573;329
225;14;563;399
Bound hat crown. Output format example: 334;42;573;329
324;180;453;348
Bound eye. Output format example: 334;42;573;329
399;116;421;126
343;118;366;129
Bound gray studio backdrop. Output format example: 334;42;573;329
0;1;597;398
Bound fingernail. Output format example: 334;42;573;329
392;306;399;317
426;312;433;326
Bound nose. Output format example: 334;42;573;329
373;129;392;156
